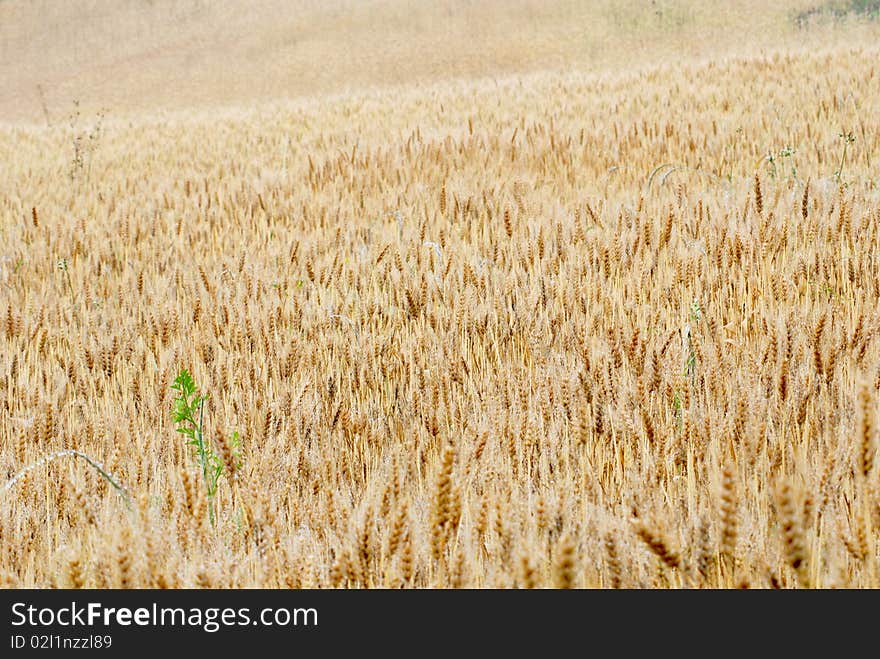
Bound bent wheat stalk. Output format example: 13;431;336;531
2;449;132;505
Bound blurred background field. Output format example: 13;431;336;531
3;0;880;122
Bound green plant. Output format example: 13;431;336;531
834;130;856;184
794;0;880;27
672;389;683;427
56;258;79;318
171;369;239;526
672;301;702;431
685;301;700;377
68;100;105;181
819;281;839;300
765;146;798;182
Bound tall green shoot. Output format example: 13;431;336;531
171;369;225;526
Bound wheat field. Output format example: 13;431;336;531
2;1;880;589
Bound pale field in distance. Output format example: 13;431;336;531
1;1;880;588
